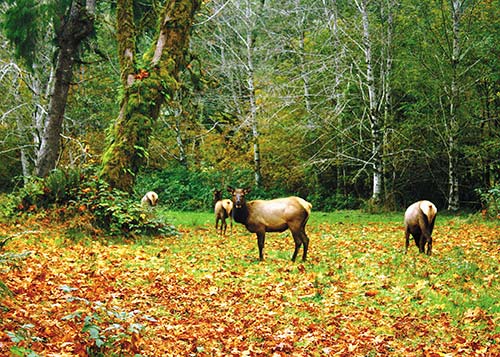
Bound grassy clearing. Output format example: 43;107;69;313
0;210;499;356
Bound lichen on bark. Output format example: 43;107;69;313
100;0;201;191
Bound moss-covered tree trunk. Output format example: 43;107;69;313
100;0;201;191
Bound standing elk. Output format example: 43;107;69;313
141;191;159;207
227;186;312;262
214;189;233;235
404;200;437;255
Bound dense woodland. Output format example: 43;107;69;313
0;0;499;213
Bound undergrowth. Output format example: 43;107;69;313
1;167;176;237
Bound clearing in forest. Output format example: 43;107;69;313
0;211;499;356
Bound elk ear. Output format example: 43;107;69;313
227;186;234;193
243;187;251;194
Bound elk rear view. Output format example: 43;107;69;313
404;200;437;255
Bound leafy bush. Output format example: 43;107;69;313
7;168;176;236
135;166;257;211
61;286;150;357
477;185;500;219
307;190;361;212
6;323;42;357
0;193;18;221
135;166;363;212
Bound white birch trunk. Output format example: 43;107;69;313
447;0;462;211
246;18;262;187
296;0;311;117
244;0;262;187
357;0;383;202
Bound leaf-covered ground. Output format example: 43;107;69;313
0;211;499;356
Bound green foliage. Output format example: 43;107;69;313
135;166;257;211
61;287;148;357
1;0;71;67
1;0;498;214
307;191;361;212
2;0;39;67
10;169;84;210
1;249;31;323
6;168;176;237
0;131;23;193
477;185;500;219
135;166;364;212
6;324;41;357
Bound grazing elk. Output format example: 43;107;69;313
141;191;159;207
404;200;437;255
227;186;312;262
214;189;233;235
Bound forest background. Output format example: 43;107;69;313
0;1;499;355
0;0;499;214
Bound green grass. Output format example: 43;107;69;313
2;208;499;355
158;209;500;327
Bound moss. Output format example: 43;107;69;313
101;0;202;191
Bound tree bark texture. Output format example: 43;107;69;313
100;0;201;191
357;0;383;203
446;0;462;211
34;0;94;177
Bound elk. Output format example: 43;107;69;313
404;200;437;255
214;189;233;235
141;191;159;207
227;186;312;262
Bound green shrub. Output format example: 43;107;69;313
61;286;149;357
74;175;176;236
307;190;361;212
135;166;256;211
135;166;316;211
477;185;500;219
0;194;18;221
7;168;176;237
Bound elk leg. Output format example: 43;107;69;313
221;219;226;235
423;230;432;256
418;234;426;254
301;231;309;262
405;229;410;254
291;241;301;262
256;232;265;261
291;231;305;262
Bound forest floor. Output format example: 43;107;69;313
0;210;499;356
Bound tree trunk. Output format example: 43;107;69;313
245;1;263;188
100;0;201;191
381;0;396;208
296;0;311;117
247;29;262;188
357;0;383;203
34;0;94;177
446;0;462;211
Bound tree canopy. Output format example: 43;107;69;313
0;0;499;211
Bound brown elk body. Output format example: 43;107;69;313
141;191;159;206
404;200;437;255
214;189;233;235
227;187;312;262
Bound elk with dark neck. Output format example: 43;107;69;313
228;186;312;262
